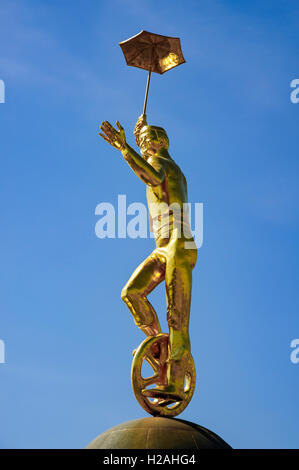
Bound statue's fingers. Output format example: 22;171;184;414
105;129;117;141
102;122;117;138
116;121;124;132
100;124;114;140
137;114;146;124
101;122;110;132
101;121;112;131
99;128;110;140
105;121;118;134
99;132;111;144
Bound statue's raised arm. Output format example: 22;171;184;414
99;120;165;186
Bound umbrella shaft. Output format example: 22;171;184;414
143;70;151;115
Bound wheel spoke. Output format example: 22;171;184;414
144;353;160;372
141;374;159;387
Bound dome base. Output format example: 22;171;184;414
86;417;231;449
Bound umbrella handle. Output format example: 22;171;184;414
143;70;151;116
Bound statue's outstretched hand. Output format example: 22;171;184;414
99;121;126;151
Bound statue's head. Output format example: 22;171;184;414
134;117;169;157
139;126;169;156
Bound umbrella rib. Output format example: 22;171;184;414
119;31;186;111
126;47;151;66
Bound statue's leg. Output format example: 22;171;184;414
121;251;166;337
166;258;192;359
165;242;197;392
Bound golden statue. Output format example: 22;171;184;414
99;114;197;417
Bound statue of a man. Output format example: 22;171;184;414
99;115;197;400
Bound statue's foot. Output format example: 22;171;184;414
141;385;184;402
153;397;178;407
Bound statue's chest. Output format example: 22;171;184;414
146;179;168;205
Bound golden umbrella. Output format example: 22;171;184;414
119;30;185;115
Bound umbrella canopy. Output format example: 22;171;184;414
119;30;185;75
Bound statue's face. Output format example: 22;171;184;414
139;126;169;157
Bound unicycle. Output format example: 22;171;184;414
131;333;196;417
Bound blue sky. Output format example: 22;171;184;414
0;0;298;448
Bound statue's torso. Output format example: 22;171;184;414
146;156;188;210
146;156;193;247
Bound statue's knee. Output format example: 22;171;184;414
121;286;144;327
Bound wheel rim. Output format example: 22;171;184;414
131;334;196;417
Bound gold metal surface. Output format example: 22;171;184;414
99;114;197;417
131;334;196;417
119;30;185;115
119;30;185;75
